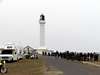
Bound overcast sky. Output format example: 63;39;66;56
0;0;100;52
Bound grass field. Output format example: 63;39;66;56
4;58;45;75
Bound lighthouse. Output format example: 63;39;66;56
39;14;45;47
38;14;47;54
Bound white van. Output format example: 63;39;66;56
0;49;16;61
0;44;23;61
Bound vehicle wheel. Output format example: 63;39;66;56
1;67;7;73
11;58;14;62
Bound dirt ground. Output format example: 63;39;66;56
3;58;45;75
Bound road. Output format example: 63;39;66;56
43;56;100;75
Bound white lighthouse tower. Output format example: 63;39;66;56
37;14;47;54
40;14;45;47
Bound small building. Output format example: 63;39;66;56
23;46;34;55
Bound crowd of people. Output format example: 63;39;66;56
42;51;99;62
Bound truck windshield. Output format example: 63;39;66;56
2;50;13;54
